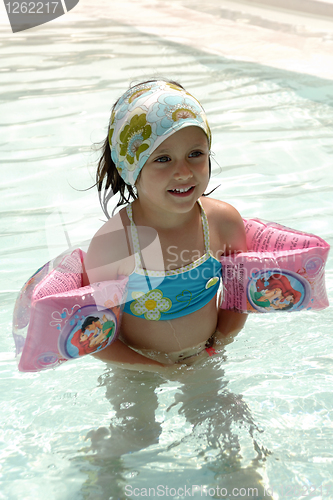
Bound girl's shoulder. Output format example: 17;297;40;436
199;196;243;226
199;197;246;252
83;207;132;284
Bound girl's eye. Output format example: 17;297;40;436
155;156;170;163
189;151;203;158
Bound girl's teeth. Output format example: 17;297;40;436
172;187;192;193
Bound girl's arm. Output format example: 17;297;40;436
213;200;248;341
215;309;247;339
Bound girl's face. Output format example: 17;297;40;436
135;126;210;215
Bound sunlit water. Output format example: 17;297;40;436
1;2;333;499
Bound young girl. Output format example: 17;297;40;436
83;79;247;367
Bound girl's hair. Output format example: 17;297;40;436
96;79;214;218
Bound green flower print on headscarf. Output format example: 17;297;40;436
118;114;152;168
109;80;211;186
171;107;197;122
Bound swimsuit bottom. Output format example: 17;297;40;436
123;334;215;365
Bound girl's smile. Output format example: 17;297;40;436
167;185;196;197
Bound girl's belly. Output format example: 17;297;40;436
119;295;219;363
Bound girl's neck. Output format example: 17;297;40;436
131;198;200;232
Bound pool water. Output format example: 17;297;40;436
1;1;333;499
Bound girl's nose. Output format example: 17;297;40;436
173;161;193;180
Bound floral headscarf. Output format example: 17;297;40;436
108;81;211;186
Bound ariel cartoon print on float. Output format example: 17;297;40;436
248;272;310;312
68;314;116;358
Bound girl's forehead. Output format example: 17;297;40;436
152;126;209;152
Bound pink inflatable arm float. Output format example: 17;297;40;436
12;248;128;372
220;219;330;313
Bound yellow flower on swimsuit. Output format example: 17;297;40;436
130;289;172;321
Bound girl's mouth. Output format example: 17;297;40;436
168;186;195;197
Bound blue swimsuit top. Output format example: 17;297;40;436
123;200;222;321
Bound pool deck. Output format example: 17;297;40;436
1;0;333;81
247;0;333;17
64;0;333;81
